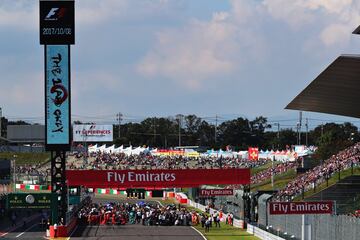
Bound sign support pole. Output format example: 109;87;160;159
301;214;312;240
40;0;75;226
51;150;67;224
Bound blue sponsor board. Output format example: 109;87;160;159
45;45;71;151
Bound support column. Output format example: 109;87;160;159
301;214;311;240
51;151;67;224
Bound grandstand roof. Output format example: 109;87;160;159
353;25;360;34
286;55;360;118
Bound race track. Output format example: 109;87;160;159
69;196;205;240
70;224;204;240
1;196;205;240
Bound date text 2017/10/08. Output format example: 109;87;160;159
42;28;72;35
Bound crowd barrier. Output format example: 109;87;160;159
247;224;285;240
49;217;77;238
15;184;51;191
175;192;188;203
95;188;153;197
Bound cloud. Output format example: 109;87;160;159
0;0;183;31
137;0;268;90
137;0;360;90
0;1;37;30
0;71;43;107
262;0;360;47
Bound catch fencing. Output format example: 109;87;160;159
257;194;360;240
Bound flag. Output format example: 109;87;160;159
248;147;259;161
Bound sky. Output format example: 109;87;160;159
1;0;360;130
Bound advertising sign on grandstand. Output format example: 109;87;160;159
248;147;259;160
269;201;333;215
45;45;71;151
199;189;234;197
66;169;250;188
73;124;113;142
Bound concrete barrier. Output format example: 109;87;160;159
49;217;77;238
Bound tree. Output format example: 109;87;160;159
218;117;252;149
183;115;202;146
314;122;358;161
249;116;271;147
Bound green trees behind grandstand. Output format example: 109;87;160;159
314;122;359;161
3;116;359;153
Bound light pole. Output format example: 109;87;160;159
82;128;88;166
305;118;308;146
215;115;218;145
273;123;280;148
116;112;123;140
13;154;17;192
0;107;2;138
176;114;183;147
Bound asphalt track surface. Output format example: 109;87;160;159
1;197;205;240
70;197;205;240
70;224;204;240
0;214;47;239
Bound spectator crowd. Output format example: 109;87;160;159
276;142;360;200
68;152;269;171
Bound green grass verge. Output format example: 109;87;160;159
0;152;50;165
194;224;260;240
251;169;297;192
159;198;259;240
250;161;275;176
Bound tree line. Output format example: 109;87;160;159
108;115;359;161
3;115;360;161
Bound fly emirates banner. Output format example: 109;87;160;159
66;169;250;188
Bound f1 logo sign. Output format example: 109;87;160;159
45;7;66;21
40;0;75;45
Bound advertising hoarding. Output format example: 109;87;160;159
66;169;250;188
269;201;333;215
7;193;51;209
40;0;75;45
199;189;234;197
45;45;71;151
73;124;113;142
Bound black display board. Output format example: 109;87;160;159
40;0;75;45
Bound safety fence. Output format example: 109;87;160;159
257;194;360;240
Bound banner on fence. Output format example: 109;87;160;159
269;201;333;215
199;189;234;197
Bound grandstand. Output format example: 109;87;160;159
306;175;360;214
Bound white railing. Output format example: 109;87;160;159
247;224;286;240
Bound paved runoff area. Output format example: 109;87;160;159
1;197;204;240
